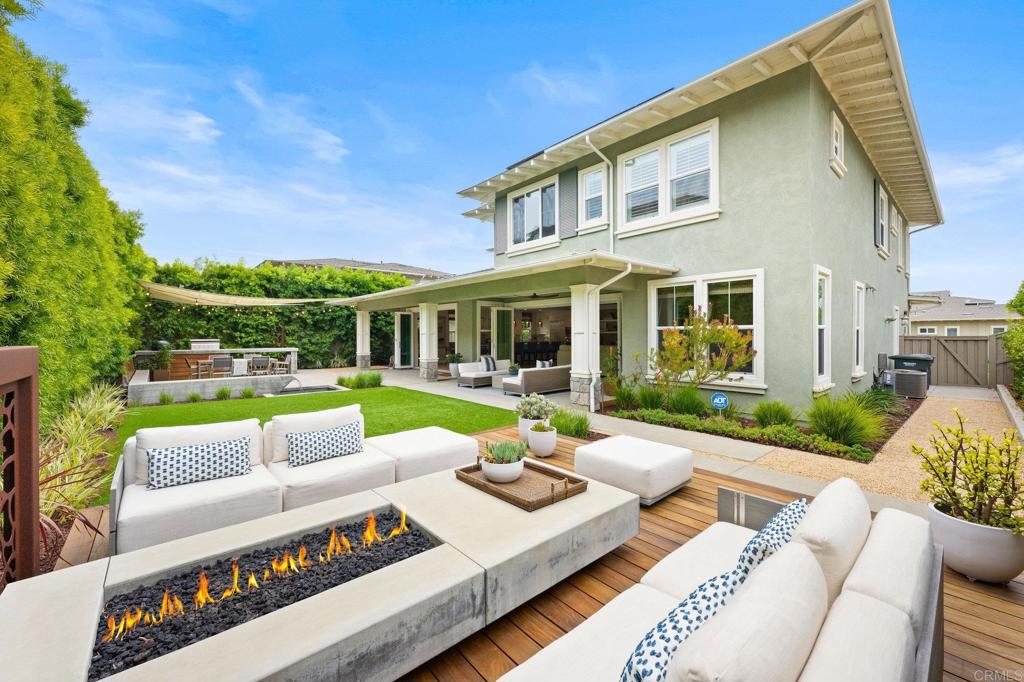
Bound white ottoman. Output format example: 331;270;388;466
365;426;478;481
574;435;693;505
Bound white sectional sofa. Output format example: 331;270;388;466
110;405;479;554
456;358;511;387
499;478;943;682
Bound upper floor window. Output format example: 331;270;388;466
896;212;908;272
918;326;937;335
509;176;558;249
876;184;890;255
993;326;1008;335
578;165;607;231
618;118;719;235
829;111;846;177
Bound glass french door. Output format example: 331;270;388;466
494;308;514;362
395;312;414;368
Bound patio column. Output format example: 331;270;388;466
355;310;371;369
418;302;439;380
570;283;601;411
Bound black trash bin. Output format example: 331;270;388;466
889;353;935;386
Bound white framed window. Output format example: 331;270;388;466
877;187;890;255
508;175;558;252
898;214;909;272
892;306;901;354
829;111;846;177
577;164;607;232
945;326;959;337
618;118;720;236
918;326;937;335
646;268;764;389
813;265;832;391
853;281;866;378
993;325;1008;335
893;212;906;271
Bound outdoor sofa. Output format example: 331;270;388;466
501;363;570;396
109;405;478;553
499;477;943;682
456;357;511;387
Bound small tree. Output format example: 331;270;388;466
1003;280;1024;398
648;305;756;388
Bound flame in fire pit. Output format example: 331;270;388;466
194;571;216;609
389;510;409;538
325;527;349;560
362;513;384;546
247;572;259;590
219;560;243;601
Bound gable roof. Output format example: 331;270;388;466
909;291;1021;322
459;0;941;227
260;258;450;280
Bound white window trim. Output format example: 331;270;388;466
577;163;608;233
617;118;720;238
892;305;901;354
992;325;1008;335
646;267;765;391
917;326;937;335
852;281;866;379
945;326;960;337
829;111;846;178
506;175;560;254
813;265;833;392
877;187;890;258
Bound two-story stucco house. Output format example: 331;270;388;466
337;0;942;413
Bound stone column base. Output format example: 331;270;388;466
570;375;600;411
355;354;370;369
419;360;438;381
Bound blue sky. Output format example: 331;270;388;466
12;0;1024;300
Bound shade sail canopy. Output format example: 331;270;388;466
139;280;342;307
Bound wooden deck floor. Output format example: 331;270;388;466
58;426;1023;681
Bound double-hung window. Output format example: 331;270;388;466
814;265;832;391
578;165;607;231
830;111;846;177
509;177;558;250
648;268;764;388
619;119;719;234
853;282;866;378
877;188;890;255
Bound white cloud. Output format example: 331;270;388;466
232;76;349;163
933;144;1024;191
512;59;611;106
89;90;221;144
364;102;421;155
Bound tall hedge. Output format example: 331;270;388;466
0;7;151;421
142;260;406;367
1003;281;1024;398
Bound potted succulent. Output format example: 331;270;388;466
446;352;464;378
528;422;557;457
150;344;173;382
481;440;527;483
516;393;556;440
508;363;520;376
915;409;1024;583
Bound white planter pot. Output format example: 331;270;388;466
518;417;547;441
481;459;524;483
527;427;558;457
929;503;1024;583
448;364;460;378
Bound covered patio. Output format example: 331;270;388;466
335;251;677;410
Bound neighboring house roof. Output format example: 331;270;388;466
908;290;1021;323
459;0;942;227
260;258;450;280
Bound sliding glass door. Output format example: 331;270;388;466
395;312;414;368
494;308;513;362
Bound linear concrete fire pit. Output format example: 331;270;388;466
0;471;639;681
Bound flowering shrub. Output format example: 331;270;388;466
516;393;556;420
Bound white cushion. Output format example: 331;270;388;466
669;542;828;682
792;477;871;604
498;585;678;682
842;508;934;640
286;421;363;467
131;418;262;486
502;377;523;390
575;435;693;502
459;370;494;379
365;426;478;481
266;444;395;510
798;591;915;682
269;405;362;463
116;465;281;553
641;522;755;599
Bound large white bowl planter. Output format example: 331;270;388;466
528;427;558;458
929;504;1024;583
518;417;547;441
481;459;524;483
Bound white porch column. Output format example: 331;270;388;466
570;283;601;410
418;302;439;380
355;310;371;369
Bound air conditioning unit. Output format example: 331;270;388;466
892;369;928;399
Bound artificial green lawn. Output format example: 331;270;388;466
98;387;515;505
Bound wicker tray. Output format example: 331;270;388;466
454;460;589;512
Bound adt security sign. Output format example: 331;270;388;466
710;392;730;412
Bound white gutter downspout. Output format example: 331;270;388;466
588;262;632;412
585;135;614;255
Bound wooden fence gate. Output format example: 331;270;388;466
899;334;1014;388
0;346;40;592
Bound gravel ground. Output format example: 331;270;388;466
753;395;1016;502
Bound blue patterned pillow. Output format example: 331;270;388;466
621;499;808;682
286;421;363;467
481;355;496;371
147;436;251;490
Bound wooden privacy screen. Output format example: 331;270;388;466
900;335;1015;388
0;346;40;591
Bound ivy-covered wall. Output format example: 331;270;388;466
0;7;151;421
142;260;406;368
